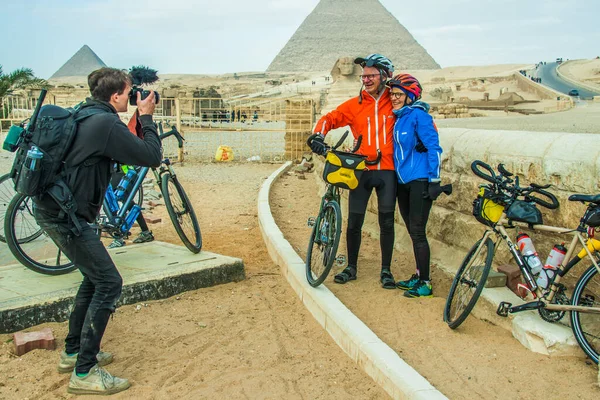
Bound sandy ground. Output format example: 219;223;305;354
270;168;600;399
0;163;388;400
560;59;600;89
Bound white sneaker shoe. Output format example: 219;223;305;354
58;350;114;373
68;364;130;395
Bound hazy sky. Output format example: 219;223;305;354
1;0;598;79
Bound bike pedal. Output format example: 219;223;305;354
307;217;316;227
497;302;512;317
335;255;346;266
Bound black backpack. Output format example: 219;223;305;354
5;98;104;234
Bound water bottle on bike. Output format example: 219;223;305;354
537;243;567;289
516;232;543;276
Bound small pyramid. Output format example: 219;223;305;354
267;0;440;72
50;45;107;79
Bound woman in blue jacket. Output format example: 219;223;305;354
389;73;450;298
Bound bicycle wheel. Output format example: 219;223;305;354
4;194;76;275
444;237;494;329
305;200;342;287
0;173;16;243
570;264;600;364
161;173;202;253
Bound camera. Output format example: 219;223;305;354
128;86;160;106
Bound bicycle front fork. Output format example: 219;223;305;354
307;216;346;267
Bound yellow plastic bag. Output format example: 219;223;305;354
215;145;234;162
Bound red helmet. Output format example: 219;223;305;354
388;73;422;100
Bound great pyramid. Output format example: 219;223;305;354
267;0;440;72
50;45;107;79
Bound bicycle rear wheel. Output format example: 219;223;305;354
4;194;76;274
161;173;202;253
305;200;342;287
0;173;15;243
570;264;600;364
444;237;494;329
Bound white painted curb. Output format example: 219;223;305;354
258;162;447;400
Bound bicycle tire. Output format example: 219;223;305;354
161;173;202;253
4;194;76;275
570;264;600;364
0;173;15;243
305;200;342;287
444;237;494;329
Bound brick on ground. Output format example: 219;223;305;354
13;328;56;356
144;214;162;224
497;264;522;296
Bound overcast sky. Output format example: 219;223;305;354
1;0;598;79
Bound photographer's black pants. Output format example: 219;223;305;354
33;208;123;375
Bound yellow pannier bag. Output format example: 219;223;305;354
215;145;234;162
472;187;505;226
322;151;366;190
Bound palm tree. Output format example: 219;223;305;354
0;65;49;118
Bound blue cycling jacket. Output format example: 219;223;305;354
392;101;442;184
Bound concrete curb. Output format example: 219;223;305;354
258;162;447;400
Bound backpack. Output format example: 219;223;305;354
4;102;104;234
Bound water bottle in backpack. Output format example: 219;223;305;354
516;232;543;276
15;146;44;196
537;243;567;289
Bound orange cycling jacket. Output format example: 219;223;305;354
313;87;395;171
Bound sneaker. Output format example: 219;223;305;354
133;230;154;244
396;274;419;290
68;364;130;395
107;238;125;249
404;280;433;298
58;350;114;373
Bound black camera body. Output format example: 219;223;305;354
128;86;160;106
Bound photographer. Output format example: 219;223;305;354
33;67;161;395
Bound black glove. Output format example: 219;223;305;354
424;182;453;200
310;134;327;155
415;139;427;153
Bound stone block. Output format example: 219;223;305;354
144;214;162;224
13;328;56;356
485;269;507;288
497;264;522;296
148;200;163;207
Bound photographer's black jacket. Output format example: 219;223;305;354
35;98;162;222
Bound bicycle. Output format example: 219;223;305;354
4;123;202;275
444;160;600;364
304;131;380;287
1;173;16;243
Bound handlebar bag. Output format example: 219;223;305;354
583;206;600;227
506;200;543;225
322;151;366;190
472;187;505;227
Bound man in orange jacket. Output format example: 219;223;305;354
310;54;397;289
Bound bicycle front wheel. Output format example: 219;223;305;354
305;200;342;287
444;237;494;329
570;264;600;364
161;173;202;253
4;194;76;275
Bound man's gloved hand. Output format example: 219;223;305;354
415;139;427;153
310;134;327;155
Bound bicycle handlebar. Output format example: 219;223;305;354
470;160;560;210
158;123;185;148
307;131;383;165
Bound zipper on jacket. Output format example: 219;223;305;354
395;144;405;183
383;115;387;145
367;117;371;146
374;99;381;170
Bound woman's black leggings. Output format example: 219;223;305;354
346;170;396;270
396;180;433;281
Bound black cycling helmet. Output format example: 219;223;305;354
354;54;394;103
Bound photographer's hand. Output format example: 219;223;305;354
137;91;156;116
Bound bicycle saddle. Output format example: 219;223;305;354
568;194;600;204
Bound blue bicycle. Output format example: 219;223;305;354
4;123;202;275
